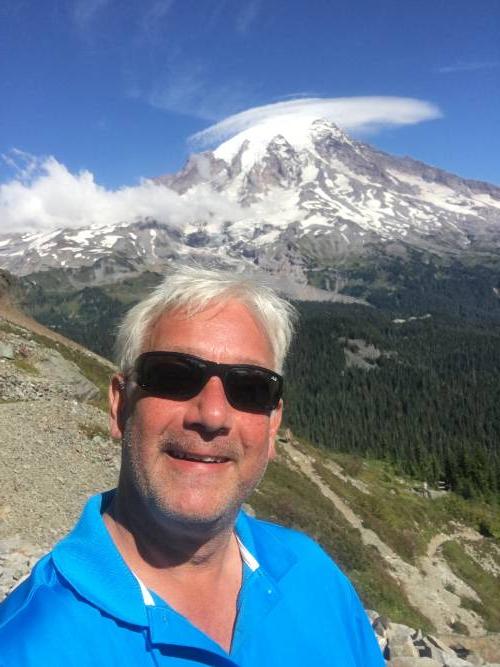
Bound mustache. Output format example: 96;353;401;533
158;433;242;460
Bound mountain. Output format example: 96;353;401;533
1;295;499;664
1;119;500;312
161;117;500;258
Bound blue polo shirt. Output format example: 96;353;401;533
0;492;384;666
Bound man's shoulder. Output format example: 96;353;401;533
2;551;63;615
0;552;87;661
240;514;385;665
1;553;54;626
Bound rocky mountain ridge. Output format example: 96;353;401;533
1;120;500;307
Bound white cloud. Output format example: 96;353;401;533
189;96;442;147
0;152;242;234
437;61;500;74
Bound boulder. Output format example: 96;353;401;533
0;343;14;359
443;658;474;667
389;638;419;658
428;636;456;653
387;623;417;642
34;349;100;401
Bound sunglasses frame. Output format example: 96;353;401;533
133;351;283;412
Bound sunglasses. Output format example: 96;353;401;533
133;351;283;412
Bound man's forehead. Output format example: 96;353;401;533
145;300;275;366
151;299;254;327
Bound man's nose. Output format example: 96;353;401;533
182;376;233;435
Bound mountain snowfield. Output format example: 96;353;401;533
1;119;500;296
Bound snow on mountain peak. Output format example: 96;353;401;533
214;116;348;171
2;114;500;282
309;118;352;143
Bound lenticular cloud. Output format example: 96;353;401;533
189;96;442;148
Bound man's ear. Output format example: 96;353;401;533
268;399;283;460
109;374;128;440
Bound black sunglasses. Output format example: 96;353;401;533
133;351;283;412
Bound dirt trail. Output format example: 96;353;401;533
280;439;486;635
426;529;482;560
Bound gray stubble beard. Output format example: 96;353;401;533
117;420;265;532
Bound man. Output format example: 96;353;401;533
0;265;384;666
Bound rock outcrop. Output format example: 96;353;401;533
367;613;500;666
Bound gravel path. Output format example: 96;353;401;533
0;398;121;599
0;399;120;547
0;316;121;598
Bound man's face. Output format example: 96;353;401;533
109;300;282;529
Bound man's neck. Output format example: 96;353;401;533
103;489;238;571
102;490;243;653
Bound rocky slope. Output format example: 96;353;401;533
0;283;118;589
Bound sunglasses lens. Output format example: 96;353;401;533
135;353;282;412
137;355;203;398
225;368;281;411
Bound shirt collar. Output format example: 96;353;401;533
52;490;148;627
234;511;298;581
51;491;298;628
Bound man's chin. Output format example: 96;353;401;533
148;497;240;534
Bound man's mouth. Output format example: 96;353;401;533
167;450;230;464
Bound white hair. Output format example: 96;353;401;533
115;264;297;374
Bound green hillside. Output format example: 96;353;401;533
284;302;500;502
251;436;500;632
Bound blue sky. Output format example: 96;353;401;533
0;0;499;231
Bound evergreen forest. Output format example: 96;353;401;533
284;302;500;503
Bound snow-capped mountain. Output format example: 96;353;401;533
1;119;500;299
159;118;500;252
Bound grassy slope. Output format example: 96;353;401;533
443;541;500;632
250;456;433;630
251;437;500;632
